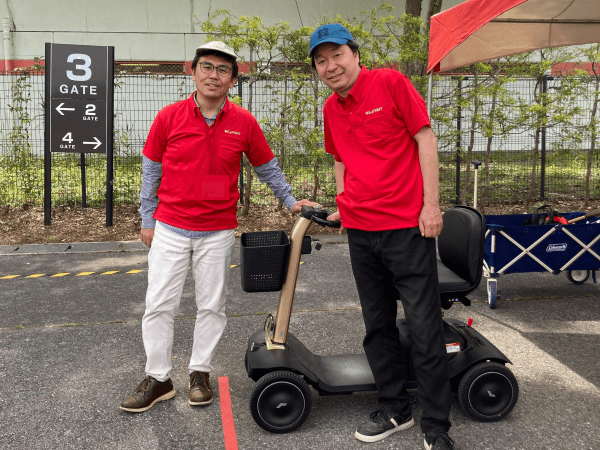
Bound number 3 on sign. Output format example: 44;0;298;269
66;54;92;82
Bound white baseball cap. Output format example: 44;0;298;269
196;41;238;60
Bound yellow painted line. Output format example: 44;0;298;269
2;269;145;280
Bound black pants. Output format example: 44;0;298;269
347;227;452;434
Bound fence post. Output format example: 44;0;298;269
540;74;552;201
79;153;87;207
238;76;244;203
454;77;463;204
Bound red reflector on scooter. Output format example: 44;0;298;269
467;318;473;327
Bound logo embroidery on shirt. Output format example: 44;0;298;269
365;107;383;115
224;130;241;135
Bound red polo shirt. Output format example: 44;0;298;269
323;66;431;231
143;94;274;231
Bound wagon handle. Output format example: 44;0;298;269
567;209;600;224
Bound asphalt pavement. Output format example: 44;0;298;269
0;236;599;450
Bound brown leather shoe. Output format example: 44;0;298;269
189;371;213;406
120;376;176;413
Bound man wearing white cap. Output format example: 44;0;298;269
120;41;315;413
309;24;455;450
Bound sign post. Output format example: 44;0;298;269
44;43;114;226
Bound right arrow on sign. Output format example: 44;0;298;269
55;103;76;115
83;137;102;150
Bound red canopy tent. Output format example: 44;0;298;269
427;0;600;73
425;0;600;112
424;0;600;303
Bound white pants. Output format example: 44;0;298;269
142;222;235;382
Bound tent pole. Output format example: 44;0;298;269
427;70;433;117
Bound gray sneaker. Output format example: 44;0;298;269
355;408;415;442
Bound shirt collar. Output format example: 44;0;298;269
334;65;369;104
193;92;227;119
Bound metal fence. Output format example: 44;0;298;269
1;65;599;209
435;75;600;207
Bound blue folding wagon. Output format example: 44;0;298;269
483;212;600;308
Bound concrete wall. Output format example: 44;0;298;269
1;0;462;63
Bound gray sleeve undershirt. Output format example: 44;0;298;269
253;157;297;210
138;155;297;231
139;155;161;229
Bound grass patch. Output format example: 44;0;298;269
1;149;599;207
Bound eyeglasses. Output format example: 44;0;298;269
198;61;233;77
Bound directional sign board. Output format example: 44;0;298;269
44;43;114;226
46;43;113;153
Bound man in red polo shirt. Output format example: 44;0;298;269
120;41;314;413
310;24;454;450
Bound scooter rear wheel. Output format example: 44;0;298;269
250;370;312;433
458;361;518;422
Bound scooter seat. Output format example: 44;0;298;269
437;206;486;306
437;260;472;292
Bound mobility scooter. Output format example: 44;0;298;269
240;205;519;433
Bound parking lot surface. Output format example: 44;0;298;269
1;237;599;449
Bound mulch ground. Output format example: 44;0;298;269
0;203;338;245
1;200;599;245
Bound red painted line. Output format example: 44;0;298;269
218;376;239;450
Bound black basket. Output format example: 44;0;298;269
240;231;290;292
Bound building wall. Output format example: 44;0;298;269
1;0;462;66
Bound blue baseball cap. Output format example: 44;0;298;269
309;23;354;57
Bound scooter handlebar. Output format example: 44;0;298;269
312;215;342;228
300;205;342;228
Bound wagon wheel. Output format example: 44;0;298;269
566;270;589;285
487;278;497;309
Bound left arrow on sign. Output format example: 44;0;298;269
83;137;102;150
56;103;76;115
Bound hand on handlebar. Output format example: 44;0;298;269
327;211;346;234
291;199;318;213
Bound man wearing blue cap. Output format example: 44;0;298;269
309;24;455;450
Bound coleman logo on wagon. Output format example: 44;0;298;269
547;243;567;252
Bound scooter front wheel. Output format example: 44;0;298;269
250;370;312;433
